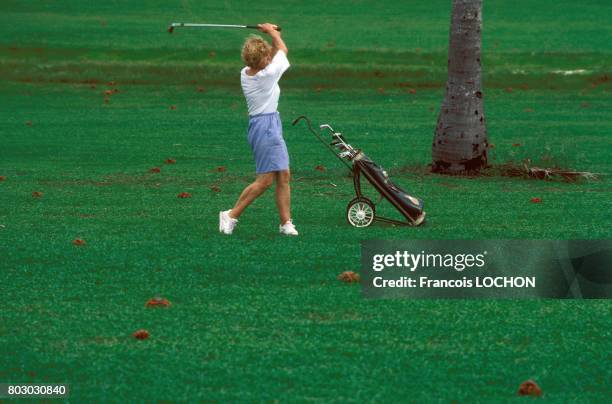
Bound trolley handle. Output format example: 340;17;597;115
292;115;353;171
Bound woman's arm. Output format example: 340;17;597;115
258;23;288;55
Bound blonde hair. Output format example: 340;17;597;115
241;35;272;69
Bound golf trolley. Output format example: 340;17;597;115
293;116;426;227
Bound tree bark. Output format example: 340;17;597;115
432;0;488;173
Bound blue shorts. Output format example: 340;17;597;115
247;111;290;174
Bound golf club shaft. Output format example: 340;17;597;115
168;23;281;32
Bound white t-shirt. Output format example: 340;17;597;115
240;50;290;116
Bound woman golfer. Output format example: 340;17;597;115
219;23;298;236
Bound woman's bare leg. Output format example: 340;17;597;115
275;169;291;224
230;173;274;219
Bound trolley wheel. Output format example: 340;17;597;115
346;197;376;227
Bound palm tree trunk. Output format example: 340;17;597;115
432;0;488;173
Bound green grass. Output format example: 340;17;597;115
1;0;611;402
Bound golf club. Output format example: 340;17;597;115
168;22;281;33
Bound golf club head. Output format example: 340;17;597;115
331;133;347;145
319;124;335;133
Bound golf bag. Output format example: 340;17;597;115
293;116;426;227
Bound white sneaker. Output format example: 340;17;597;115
279;220;299;236
219;210;238;235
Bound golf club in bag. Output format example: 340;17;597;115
293;116;426;227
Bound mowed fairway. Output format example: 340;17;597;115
1;0;611;401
